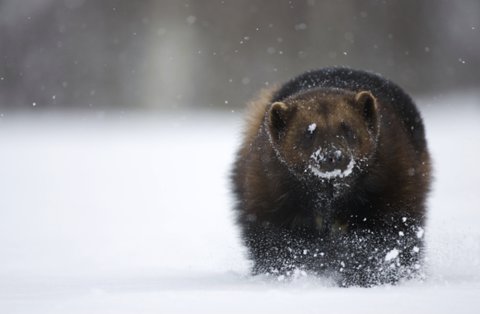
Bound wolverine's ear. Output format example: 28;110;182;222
268;101;294;140
355;91;378;132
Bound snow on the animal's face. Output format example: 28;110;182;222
267;90;379;180
308;147;356;179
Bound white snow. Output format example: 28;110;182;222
308;159;355;179
384;248;400;261
308;148;356;179
294;23;307;31
416;227;425;239
311;147;324;161
0;94;480;313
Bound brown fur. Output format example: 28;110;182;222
231;68;431;286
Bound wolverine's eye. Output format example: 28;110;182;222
340;122;356;141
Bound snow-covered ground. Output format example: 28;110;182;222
0;95;479;313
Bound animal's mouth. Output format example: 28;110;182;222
308;159;356;179
308;147;356;179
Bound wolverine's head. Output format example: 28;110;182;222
265;88;380;186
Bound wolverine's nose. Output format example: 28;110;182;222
321;149;348;172
310;147;350;173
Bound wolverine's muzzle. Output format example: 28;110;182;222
308;146;356;179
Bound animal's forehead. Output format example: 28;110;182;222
291;92;352;112
282;90;360;128
288;88;354;102
295;99;353;119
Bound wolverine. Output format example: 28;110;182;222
231;67;431;286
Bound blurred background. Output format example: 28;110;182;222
1;2;480;312
1;0;479;111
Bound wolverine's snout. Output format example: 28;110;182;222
310;147;350;173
